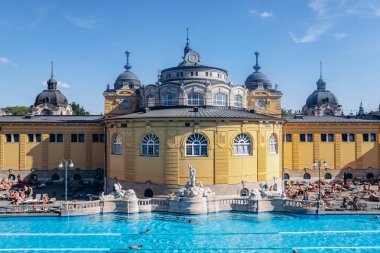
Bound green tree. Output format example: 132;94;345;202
70;102;90;115
3;106;30;116
281;108;296;117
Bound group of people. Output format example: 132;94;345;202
285;175;380;210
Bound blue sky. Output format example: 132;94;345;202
0;0;380;114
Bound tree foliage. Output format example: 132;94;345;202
70;102;90;116
3;106;30;116
281;108;296;117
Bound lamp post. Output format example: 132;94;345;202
313;159;328;211
58;159;74;204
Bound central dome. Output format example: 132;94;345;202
35;90;68;107
305;89;339;107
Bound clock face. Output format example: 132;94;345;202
255;99;267;109
186;53;199;63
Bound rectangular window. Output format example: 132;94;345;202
363;133;369;142
285;134;292;142
342;133;348;142
307;134;313;142
176;72;179;77
206;72;209;77
349;133;355;142
121;123;127;128
195;72;198;76
328;134;334;142
57;134;63;143
35;134;41;142
78;134;85;143
28;134;34;142
180;72;183;77
191;72;194;76
13;134;19;142
99;134;105;143
300;134;306;142
71;134;78;143
321;134;327;142
5;134;12;142
210;72;212;77
92;134;99;142
370;133;376;142
49;134;56;142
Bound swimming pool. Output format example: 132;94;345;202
0;212;379;252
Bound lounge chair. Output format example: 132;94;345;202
33;194;42;203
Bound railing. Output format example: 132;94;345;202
62;200;102;210
328;202;380;211
284;200;318;208
0;205;58;214
138;198;168;206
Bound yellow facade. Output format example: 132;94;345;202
283;121;380;178
106;118;282;186
0;121;104;175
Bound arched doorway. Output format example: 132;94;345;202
144;188;154;198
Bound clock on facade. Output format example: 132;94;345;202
185;52;200;64
255;99;267;109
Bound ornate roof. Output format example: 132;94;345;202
245;52;272;90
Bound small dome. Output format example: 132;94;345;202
114;51;141;90
34;90;69;107
47;77;57;89
305;90;339;107
245;51;272;90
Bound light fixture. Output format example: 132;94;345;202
69;162;74;168
58;163;63;168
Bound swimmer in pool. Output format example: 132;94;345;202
370;215;379;220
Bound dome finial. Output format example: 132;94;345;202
124;51;132;70
253;51;261;72
51;61;54;78
186;27;189;45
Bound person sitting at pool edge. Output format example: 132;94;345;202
139;229;149;234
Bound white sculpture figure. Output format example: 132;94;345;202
101;183;137;201
189;164;196;187
249;189;262;200
173;165;214;198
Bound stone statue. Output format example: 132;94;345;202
173;165;214;198
100;183;137;201
189;164;196;187
249;189;262;200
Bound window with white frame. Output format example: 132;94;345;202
186;133;208;156
234;133;252;155
187;92;204;106
269;134;277;154
213;93;228;106
234;95;243;108
113;135;122;155
141;134;159;156
162;92;176;106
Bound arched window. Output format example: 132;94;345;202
119;99;132;110
113;135;122;155
146;94;155;107
187;92;204;106
213;93;228;106
144;189;154;197
186;133;208;156
269;134;277;154
234;95;243;107
324;173;332;180
367;173;375;179
234;133;252;155
162;92;176;106
346;173;353;180
303;173;311;180
41;109;52;115
141;134;159;156
284;173;290;180
240;188;249;197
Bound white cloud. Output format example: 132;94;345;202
0;57;10;65
332;32;347;39
249;9;273;18
289;23;332;43
42;80;70;88
65;16;96;29
260;11;273;18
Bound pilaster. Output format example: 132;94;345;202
292;133;300;170
19;134;26;170
0;134;4;170
41;134;49;170
334;133;341;169
257;131;267;181
355;134;363;169
164;127;179;185
85;133;92;170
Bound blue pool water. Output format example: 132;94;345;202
0;212;379;252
